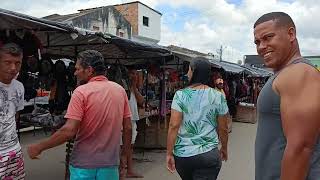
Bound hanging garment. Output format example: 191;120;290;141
66;62;77;91
21;31;43;57
110;65;131;99
160;78;166;117
22;74;39;101
25;55;39;73
39;59;53;76
49;60;70;112
39;59;54;90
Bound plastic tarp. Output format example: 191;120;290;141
0;8;171;64
209;60;273;77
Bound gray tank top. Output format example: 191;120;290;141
255;58;320;180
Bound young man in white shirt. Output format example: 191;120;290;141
0;43;25;179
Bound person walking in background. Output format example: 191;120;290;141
166;58;229;180
254;12;320;180
27;50;132;180
215;78;232;133
214;78;226;97
120;68;144;179
0;43;25;180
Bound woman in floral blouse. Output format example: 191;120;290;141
166;58;229;180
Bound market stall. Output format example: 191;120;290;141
209;60;272;123
1;7;172;179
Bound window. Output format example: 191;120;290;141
116;28;124;38
92;26;100;31
143;16;149;27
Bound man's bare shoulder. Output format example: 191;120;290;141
273;63;320;94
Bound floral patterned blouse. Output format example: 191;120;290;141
171;87;228;157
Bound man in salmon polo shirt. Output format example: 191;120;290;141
27;50;132;180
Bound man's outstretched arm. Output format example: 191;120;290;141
27;119;80;159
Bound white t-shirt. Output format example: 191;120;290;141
129;91;140;121
0;79;24;153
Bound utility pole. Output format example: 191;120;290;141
217;45;224;62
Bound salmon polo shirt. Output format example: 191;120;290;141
64;75;132;168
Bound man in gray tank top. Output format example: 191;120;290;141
254;12;320;180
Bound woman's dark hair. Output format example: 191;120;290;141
189;57;211;86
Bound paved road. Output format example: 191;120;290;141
21;122;257;180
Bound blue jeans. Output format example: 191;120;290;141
69;165;119;180
174;148;222;180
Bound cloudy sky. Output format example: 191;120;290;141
2;0;320;62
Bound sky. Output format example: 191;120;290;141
2;0;320;63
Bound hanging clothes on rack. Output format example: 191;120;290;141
108;64;131;99
49;60;70;113
39;58;54;90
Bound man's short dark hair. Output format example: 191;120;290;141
77;50;106;75
0;43;23;58
254;12;295;29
